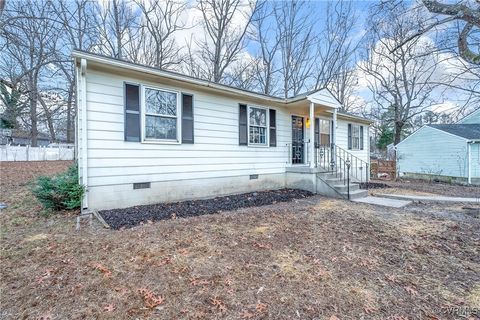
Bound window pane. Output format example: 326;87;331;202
145;115;177;140
125;84;140;112
145;88;177;116
249;107;266;127
320;119;330;134
249;126;266;144
320;134;330;145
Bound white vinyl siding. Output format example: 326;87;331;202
397;126;469;178
80;69;371;209
84;70;290;187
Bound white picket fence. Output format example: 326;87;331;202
0;145;75;161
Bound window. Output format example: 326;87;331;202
248;106;268;145
348;124;364;150
144;87;179;141
319;119;331;145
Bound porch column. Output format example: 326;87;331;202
309;102;315;168
332;107;338;166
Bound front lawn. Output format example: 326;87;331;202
1;162;479;319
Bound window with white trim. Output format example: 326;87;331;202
352;124;361;150
248;106;268;145
319;119;331;145
144;87;179;141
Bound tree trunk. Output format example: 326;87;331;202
29;78;38;147
66;82;74;143
394;122;403;145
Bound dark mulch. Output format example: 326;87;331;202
100;188;314;229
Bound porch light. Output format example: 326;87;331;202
306;117;311;128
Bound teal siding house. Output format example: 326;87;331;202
396;109;480;185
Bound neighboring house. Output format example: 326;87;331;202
457;108;480;124
396;109;480;185
73;51;372;211
0;129;51;146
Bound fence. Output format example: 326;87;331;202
0;145;75;161
371;159;396;180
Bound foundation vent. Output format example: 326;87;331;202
133;182;151;189
249;174;259;180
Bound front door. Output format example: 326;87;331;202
291;116;304;164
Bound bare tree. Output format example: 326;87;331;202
250;2;280;95
52;0;98;142
328;64;359;112
314;1;358;91
94;0;139;60
195;0;259;83
134;0;187;69
274;0;315;98
0;0;60;146
421;0;480;65
361;2;440;144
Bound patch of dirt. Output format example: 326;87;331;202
100;189;314;229
373;178;480;197
1;162;480;319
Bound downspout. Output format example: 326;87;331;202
332;107;338;167
467;142;471;185
80;58;88;211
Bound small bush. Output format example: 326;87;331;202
32;164;84;211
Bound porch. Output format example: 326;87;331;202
281;90;370;200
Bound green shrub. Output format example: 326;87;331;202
32;164;84;211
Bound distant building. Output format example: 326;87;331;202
0;129;51;146
396;109;480;185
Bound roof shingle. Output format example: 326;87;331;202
428;124;480;140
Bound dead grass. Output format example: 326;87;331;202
1;162;479;319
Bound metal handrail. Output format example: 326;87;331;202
334;145;369;185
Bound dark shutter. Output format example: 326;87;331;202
269;109;276;147
314;118;320;147
360;125;364;150
239;104;247;145
181;94;194;144
125;83;140;142
347;123;352;150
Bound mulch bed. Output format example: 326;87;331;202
99;188;314;229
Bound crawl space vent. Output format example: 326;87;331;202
133;182;151;190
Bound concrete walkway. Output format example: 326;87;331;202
352;196;412;208
378;193;480;203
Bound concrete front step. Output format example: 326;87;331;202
332;183;360;192
341;189;368;200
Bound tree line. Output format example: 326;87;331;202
0;0;478;148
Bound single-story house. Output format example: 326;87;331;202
73;50;372;211
396;109;480;184
0;129;51;146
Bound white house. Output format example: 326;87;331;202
396;108;480;185
73;51;372;211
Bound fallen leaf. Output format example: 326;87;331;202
138;288;164;309
104;304;115;312
241;310;255;319
256;302;268;314
405;286;418;296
